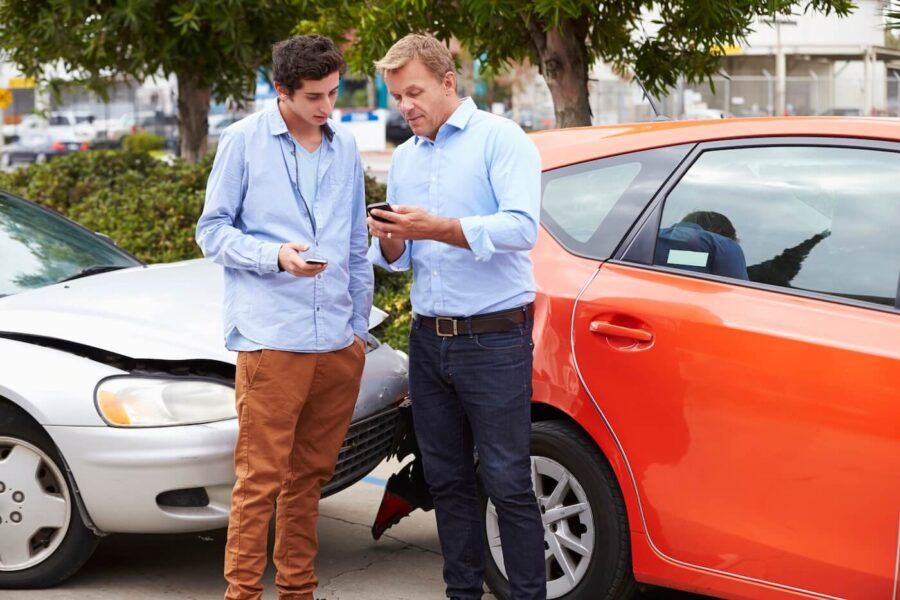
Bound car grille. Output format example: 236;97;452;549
322;405;404;496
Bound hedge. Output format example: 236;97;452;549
0;150;412;350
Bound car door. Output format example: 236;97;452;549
572;138;900;599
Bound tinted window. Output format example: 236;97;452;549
0;194;139;296
653;146;900;307
541;145;690;260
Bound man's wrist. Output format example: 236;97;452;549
380;238;405;263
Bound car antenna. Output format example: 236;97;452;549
633;75;670;121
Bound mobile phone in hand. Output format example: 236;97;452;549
366;202;394;223
305;258;328;266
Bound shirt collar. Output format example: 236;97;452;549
268;101;335;143
414;97;476;145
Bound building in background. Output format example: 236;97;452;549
511;0;900;127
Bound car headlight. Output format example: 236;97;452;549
95;376;236;427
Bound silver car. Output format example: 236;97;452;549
0;191;409;588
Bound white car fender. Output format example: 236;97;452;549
0;337;123;427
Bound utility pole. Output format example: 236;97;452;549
762;16;797;116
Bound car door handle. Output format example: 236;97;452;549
589;320;653;343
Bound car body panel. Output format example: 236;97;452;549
0;259;388;365
573;263;899;599
531;117;900;171
46;419;236;533
0;337;120;426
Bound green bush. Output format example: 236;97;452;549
121;131;167;153
0;151;413;350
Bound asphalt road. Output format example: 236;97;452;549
3;459;707;600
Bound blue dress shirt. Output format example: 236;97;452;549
655;222;749;280
368;98;541;317
196;106;373;352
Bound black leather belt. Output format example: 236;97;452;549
415;304;533;337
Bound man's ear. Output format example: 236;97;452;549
274;82;291;100
443;72;457;96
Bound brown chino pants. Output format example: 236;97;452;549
224;342;365;600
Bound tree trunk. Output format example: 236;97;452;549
528;18;592;128
176;72;210;164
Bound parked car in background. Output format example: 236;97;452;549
207;114;243;148
0;191;409;588
1;134;89;166
680;108;733;119
94;111;178;147
4;112;97;145
385;108;413;146
818;107;863;117
379;117;900;600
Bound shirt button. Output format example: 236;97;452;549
431;176;436;182
432;271;437;276
316;307;320;311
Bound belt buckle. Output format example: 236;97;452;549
435;317;457;337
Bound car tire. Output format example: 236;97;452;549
0;402;99;588
482;420;636;600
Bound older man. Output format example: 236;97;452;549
367;34;545;600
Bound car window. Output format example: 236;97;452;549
541;145;691;260
653;145;900;308
0;193;140;296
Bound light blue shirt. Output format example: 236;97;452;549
196;106;373;353
368;98;541;317
296;138;321;216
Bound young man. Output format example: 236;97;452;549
368;34;546;600
196;35;372;600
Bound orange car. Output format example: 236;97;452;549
376;117;900;600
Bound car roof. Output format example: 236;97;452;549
529;117;900;171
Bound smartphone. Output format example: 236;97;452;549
305;258;328;266
366;202;394;223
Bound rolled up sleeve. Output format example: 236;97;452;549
368;237;412;271
459;122;541;262
195;129;282;274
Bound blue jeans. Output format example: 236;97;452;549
409;313;546;600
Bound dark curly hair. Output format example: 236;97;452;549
272;35;347;94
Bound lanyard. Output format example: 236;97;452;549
289;137;317;237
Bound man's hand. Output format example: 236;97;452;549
354;335;366;352
368;205;469;249
278;242;327;277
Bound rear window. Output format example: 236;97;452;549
540;145;690;260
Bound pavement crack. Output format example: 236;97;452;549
317;546;403;595
318;513;440;556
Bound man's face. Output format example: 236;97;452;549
384;59;456;140
276;70;340;128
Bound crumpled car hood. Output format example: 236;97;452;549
0;259;388;364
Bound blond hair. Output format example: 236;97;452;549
374;34;456;86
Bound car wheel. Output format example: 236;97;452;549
483;420;636;600
0;403;99;588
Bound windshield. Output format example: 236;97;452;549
0;192;140;296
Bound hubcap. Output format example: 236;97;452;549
0;437;71;571
486;456;595;599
